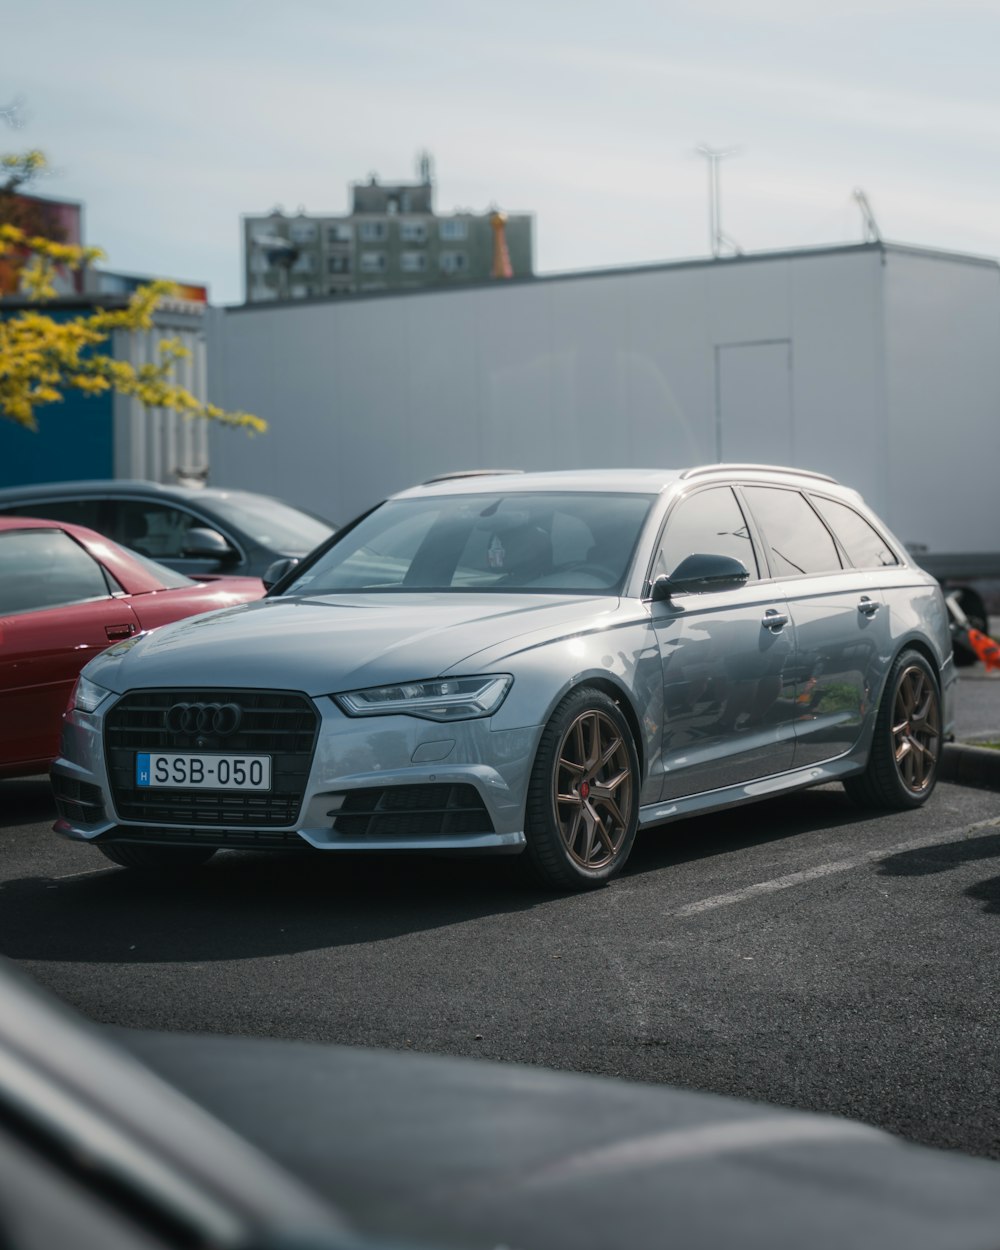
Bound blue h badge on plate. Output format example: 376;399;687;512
136;753;151;787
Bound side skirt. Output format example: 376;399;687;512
638;757;861;830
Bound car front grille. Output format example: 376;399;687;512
105;689;318;828
52;776;106;825
330;783;495;838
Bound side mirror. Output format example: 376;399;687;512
651;553;750;600
182;527;237;562
262;556;299;590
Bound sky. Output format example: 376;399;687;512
6;0;1000;305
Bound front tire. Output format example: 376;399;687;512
524;687;639;890
844;649;941;809
99;842;217;874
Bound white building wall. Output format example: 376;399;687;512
882;250;1000;555
207;248;897;528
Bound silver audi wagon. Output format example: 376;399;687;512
52;465;953;890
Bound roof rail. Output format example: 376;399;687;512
680;463;838;484
421;469;524;485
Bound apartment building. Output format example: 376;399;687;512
243;167;533;302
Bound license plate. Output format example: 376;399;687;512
135;752;271;791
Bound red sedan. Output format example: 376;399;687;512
0;516;264;779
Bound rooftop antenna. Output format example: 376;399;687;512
852;188;881;242
416;150;434;185
695;143;742;258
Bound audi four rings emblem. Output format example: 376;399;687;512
165;702;243;736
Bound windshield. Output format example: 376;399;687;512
282;492;655;595
204;494;334;553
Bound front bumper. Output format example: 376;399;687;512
52;692;538;854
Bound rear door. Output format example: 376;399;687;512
650;486;797;801
740;486;891;768
0;529;139;772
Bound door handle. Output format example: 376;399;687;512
857;597;880;617
105;623;136;640
762;609;788;631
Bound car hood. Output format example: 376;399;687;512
85;592;622;695
123;1031;1000;1250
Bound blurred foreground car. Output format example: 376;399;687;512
5;957;1000;1250
52;466;954;888
0;517;264;780
0;478;335;578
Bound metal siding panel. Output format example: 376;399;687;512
883;251;1000;555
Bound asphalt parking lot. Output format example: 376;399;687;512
2;674;999;1161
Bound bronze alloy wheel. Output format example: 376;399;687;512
844;648;942;811
525;686;640;889
891;662;941;794
553;707;635;870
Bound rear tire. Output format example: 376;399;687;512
99;842;217;873
843;649;941;810
524;687;639;891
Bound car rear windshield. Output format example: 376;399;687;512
281;492;656;595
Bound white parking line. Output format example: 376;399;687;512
49;866;118;881
672;815;1000;918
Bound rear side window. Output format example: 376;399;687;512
810;496;899;569
0;498;103;529
0;529;111;615
743;486;842;577
653;487;759;581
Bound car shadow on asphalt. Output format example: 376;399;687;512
0;787;875;966
0;776;55;828
624;785;869;879
877;828;1000;916
965;875;1000;914
876;829;1000;877
0;847;546;965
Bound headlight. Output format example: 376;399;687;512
335;675;512;721
71;675;113;714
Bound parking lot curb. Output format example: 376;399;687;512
942;743;1000;790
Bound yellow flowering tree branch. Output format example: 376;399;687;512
0;216;266;434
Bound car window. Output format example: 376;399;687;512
285;492;655;594
120;547;197;588
810;496;899;569
200;494;334;552
0;529;112;615
109;500;203;560
0;498;103;529
743;486;842;577
653;487;759;582
330;508;439;587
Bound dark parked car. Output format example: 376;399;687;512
0;479;335;579
0;516;264;780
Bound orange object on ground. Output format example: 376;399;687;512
967;628;1000;672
